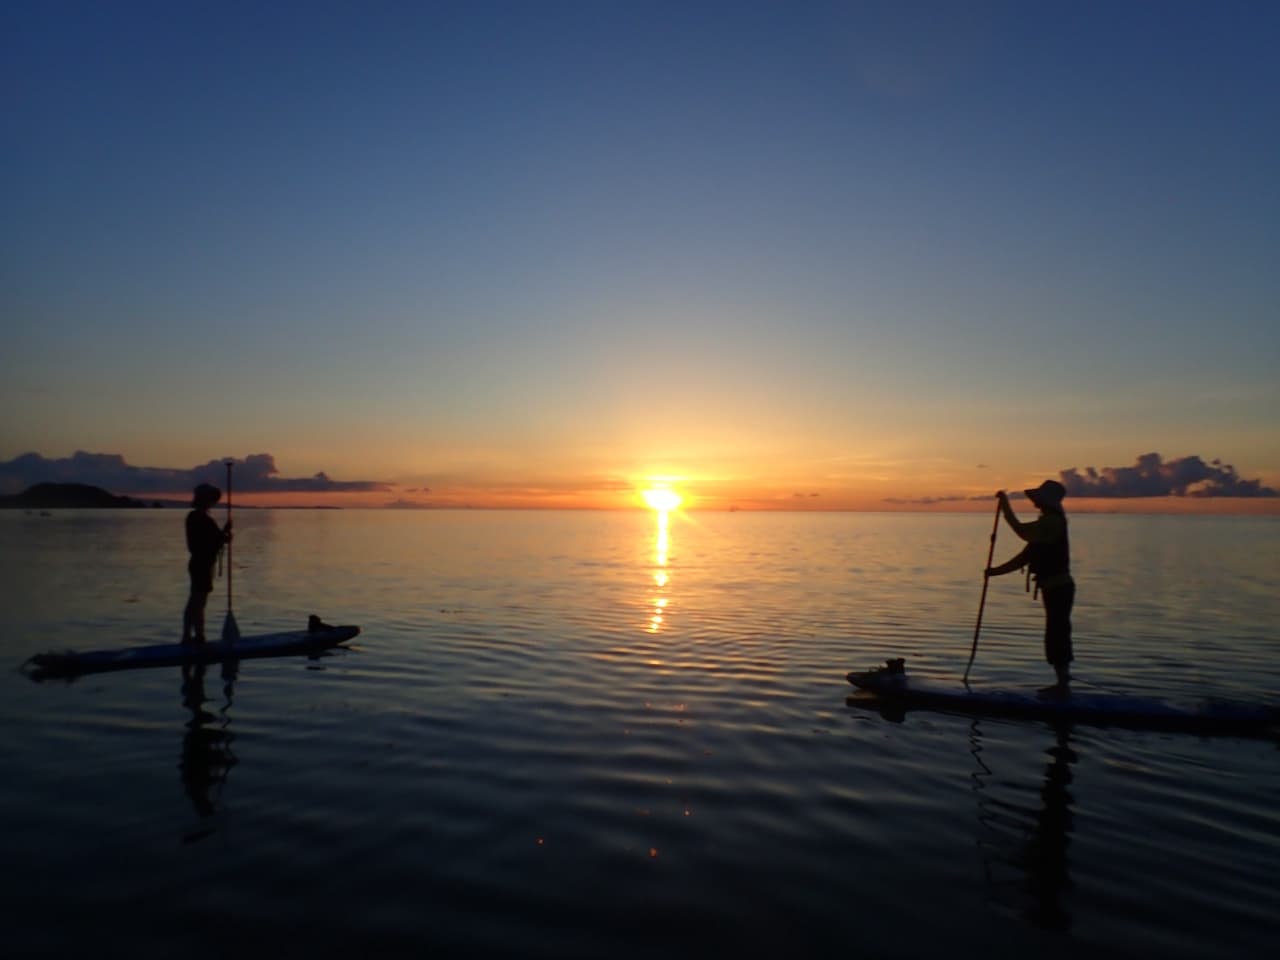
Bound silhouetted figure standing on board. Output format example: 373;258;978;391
985;480;1074;694
182;483;231;644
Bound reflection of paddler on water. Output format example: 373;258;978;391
985;480;1075;695
180;662;237;834
1024;725;1075;931
969;722;1076;932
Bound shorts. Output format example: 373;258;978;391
188;560;215;595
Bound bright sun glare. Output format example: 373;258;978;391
642;487;682;512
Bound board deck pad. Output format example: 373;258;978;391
24;621;359;681
847;659;1277;736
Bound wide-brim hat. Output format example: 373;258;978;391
193;483;222;505
1025;479;1065;509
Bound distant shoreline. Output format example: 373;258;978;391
0;483;157;510
0;482;352;510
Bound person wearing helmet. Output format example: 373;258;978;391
182;483;231;644
985;479;1074;694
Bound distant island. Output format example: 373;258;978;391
0;483;160;509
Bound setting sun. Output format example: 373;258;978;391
641;487;682;512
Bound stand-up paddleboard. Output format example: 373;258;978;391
847;659;1278;737
24;616;359;682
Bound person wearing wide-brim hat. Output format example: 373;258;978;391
985;479;1075;693
182;483;231;644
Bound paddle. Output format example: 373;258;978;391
963;495;1001;685
221;460;240;643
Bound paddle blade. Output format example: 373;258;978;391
222;611;240;643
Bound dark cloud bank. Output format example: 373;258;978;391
0;451;389;496
886;453;1276;505
1061;453;1276;498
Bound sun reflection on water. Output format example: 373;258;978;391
649;510;671;633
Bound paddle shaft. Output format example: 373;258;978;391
225;460;232;614
964;499;1002;684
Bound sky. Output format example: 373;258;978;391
3;1;1278;510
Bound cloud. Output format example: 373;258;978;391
882;494;978;505
1059;453;1277;498
881;453;1276;505
0;451;391;496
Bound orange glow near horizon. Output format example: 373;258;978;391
133;483;1280;515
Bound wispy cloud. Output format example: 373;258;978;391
0;451;390;496
883;494;992;506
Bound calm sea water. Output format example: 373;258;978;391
3;509;1277;958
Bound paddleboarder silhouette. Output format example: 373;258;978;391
985;480;1075;695
182;483;231;644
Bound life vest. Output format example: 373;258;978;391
1025;513;1070;597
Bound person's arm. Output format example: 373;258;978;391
986;544;1029;577
997;491;1034;541
997;492;1062;544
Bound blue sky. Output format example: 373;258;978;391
3;1;1278;507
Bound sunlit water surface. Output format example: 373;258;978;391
3;510;1278;958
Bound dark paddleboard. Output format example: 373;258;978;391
847;659;1278;737
24;622;359;681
